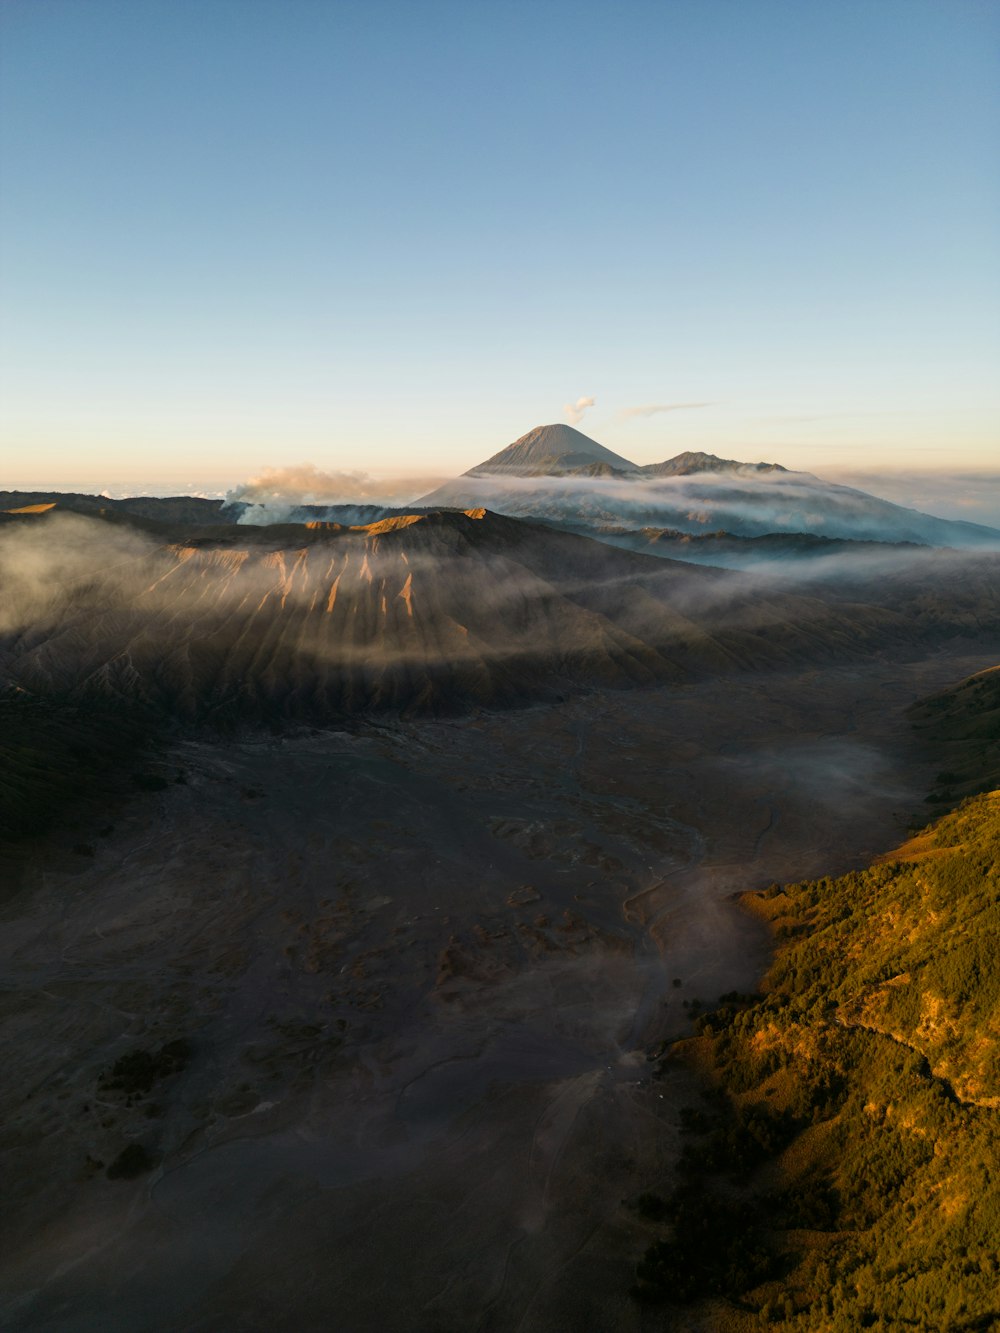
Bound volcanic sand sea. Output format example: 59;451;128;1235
2;646;998;1332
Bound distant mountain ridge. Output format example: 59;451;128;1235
635;450;787;478
418;425;1000;549
0;491;228;526
454;423;784;481
7;422;1000;552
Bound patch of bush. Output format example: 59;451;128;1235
99;1038;192;1096
106;1143;156;1180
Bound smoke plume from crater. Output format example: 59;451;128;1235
563;397;595;427
226;464;446;508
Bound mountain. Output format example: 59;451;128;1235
463;423;636;477
635;450;786;478
420;429;792;497
1;491;229;525
3;502;970;724
1;493;413;535
417;429;1000;549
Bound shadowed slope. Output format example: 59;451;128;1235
1;491;232;525
0;506;946;723
0;692;157;844
910;665;1000;806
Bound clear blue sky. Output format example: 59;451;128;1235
1;0;997;491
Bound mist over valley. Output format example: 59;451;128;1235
3;432;1000;1330
4;0;997;1322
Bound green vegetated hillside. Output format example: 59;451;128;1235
634;690;1000;1329
911;666;1000;809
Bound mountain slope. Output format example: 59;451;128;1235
910;665;1000;807
416;430;1000;548
0;692;157;844
636;451;787;478
0;505;954;723
635;789;1000;1327
1;491;230;525
463;423;636;477
592;526;925;568
427;470;1000;547
629;660;1000;1325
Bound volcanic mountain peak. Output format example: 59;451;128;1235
466;424;636;477
637;451;788;478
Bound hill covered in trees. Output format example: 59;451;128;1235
911;666;1000;810
634;721;1000;1327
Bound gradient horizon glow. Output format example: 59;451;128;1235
1;0;998;492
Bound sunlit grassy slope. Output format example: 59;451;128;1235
633;667;1000;1330
911;665;1000;807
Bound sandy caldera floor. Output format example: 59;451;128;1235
1;648;996;1333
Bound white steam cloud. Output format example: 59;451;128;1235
563;396;595;427
226;464;445;508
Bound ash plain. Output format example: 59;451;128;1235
2;648;998;1332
